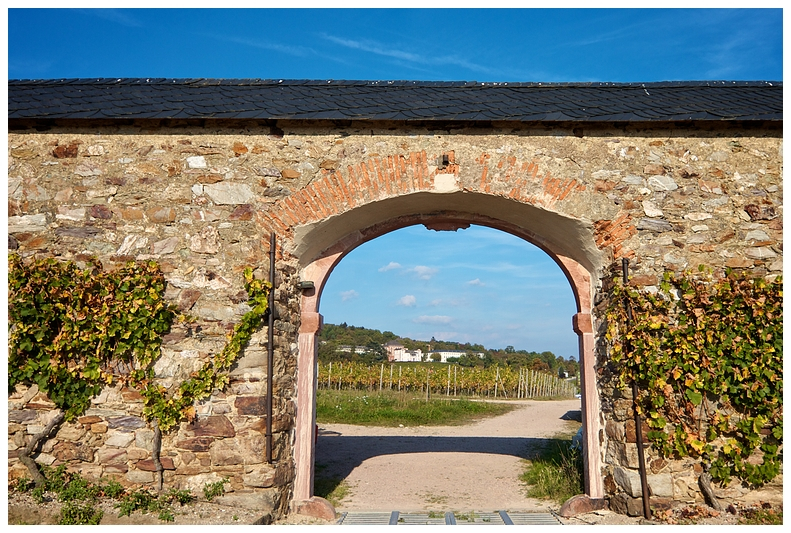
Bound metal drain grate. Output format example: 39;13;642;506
337;510;561;525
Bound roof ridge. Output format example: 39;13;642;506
7;78;783;88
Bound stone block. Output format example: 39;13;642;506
9;410;38;423
176;437;214;452
53;442;94;462
189;226;221;254
228;204;254;220
89;204;113;219
107;416;146;430
294;496;336;521
105;431;136;447
558;495;608;517
97;448;128;464
210;439;245;466
146;207;176;223
203;182;255;205
104;463;130;474
217;490;277;513
647;175;678;191
125;470;153;483
9;214;47;233
647;473;674;498
56;424;87;441
609;493;645;517
637;218;673;232
127;447;150;460
242;461;294;489
136;458;176;471
180;472;225;494
614;466;644;497
235;396;267;416
624;419;649;443
34;453;57;466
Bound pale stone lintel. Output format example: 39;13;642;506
573;312;593;335
431;173;459;193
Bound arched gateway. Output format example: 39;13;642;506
280;189;606;505
8;80;782;520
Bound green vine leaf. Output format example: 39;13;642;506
603;266;782;487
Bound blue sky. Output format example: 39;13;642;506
6;7;784;358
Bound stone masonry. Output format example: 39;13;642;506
7;119;783;517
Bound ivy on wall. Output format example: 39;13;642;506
604;266;782;487
8;255;177;420
8;254;270;482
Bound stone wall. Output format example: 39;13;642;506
7;120;783;515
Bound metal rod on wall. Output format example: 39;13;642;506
266;232;275;464
622;258;651;519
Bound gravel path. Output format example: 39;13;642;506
315;399;583;513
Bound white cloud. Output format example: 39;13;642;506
319;33;494;75
397;295;417;307
378;261;402;272
80;8;142;28
414;315;452;325
410;265;438;280
428;297;469;308
466;278;485;286
340;290;359;302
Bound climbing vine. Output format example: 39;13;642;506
8;254;270;479
135;267;270;431
8;255;177;420
604;266;782;487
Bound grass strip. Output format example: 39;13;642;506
316;389;514;427
520;433;584;505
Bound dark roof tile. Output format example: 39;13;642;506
7;79;782;122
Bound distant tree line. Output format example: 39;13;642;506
317;323;579;378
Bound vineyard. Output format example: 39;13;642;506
318;361;578;399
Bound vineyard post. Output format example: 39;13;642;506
425;367;431;402
494;367;499;399
454;365;457;396
398;365;402;391
389;364;393;390
328;362;332;390
446;366;451;396
379;363;384;391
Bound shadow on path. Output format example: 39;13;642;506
316;434;557;482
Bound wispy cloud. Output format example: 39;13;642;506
340;290;359;302
414;315;452;325
409;265;438;280
319;33;495;75
78;8;142;28
429;297;469;308
203;33;315;57
467;278;485;286
397;295;417;307
379;261;402;272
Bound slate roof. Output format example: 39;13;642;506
8;79;782;122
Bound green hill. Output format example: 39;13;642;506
317;323;579;377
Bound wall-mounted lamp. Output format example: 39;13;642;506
296;280;315;291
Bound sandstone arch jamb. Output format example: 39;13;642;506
291;220;603;510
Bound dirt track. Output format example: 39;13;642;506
315;399;583;513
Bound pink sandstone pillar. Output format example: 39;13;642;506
574;312;603;498
293;311;322;502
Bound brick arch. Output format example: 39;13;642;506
282;170;610;510
258;149;634;270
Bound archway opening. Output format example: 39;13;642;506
291;204;602;510
311;224;582;511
